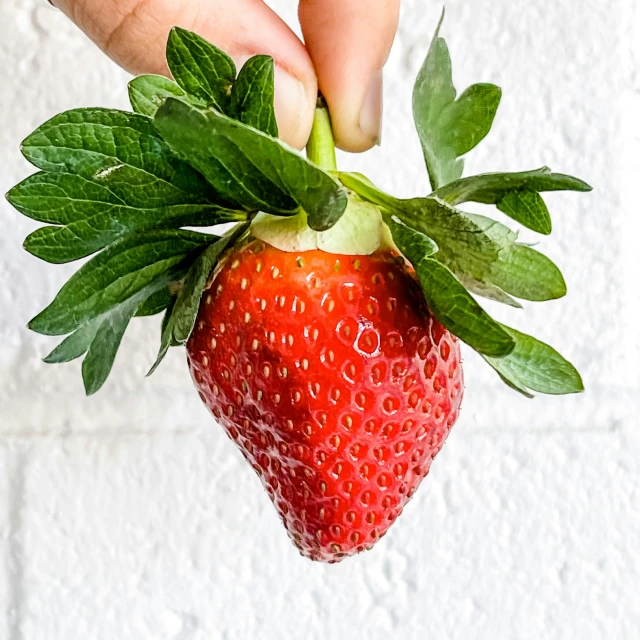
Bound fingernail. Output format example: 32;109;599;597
359;69;383;145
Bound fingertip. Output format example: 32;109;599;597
299;0;399;153
334;68;383;152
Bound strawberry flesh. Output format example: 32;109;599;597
187;240;463;562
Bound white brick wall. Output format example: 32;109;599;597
1;0;639;638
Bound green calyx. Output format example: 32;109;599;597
6;14;589;398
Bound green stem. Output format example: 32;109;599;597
306;96;337;171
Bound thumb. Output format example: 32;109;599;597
299;0;400;152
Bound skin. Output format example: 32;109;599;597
51;0;400;152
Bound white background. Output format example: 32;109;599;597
1;0;639;638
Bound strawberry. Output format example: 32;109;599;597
9;19;587;564
187;240;463;561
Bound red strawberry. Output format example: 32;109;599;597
187;239;463;562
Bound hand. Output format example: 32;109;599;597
52;0;400;151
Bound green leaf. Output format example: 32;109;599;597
135;287;174;317
385;215;515;357
484;325;584;396
154;98;348;231
231;55;278;137
149;299;179;376
340;172;566;303
457;276;522;309
385;209;582;396
81;299;139;395
337;172;402;210
20;108;216;205
500;191;550;234
413;11;501;189
9;172;243;263
160;295;178;341
42;265;188;394
29;230;211;336
148;223;249;374
404;206;566;302
489;243;566;302
43;320;101;363
166;27;235;112
128;75;206;117
385;215;438;258
433;168;593;234
172;223;248;344
43;299;147;395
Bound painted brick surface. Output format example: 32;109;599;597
0;0;638;638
